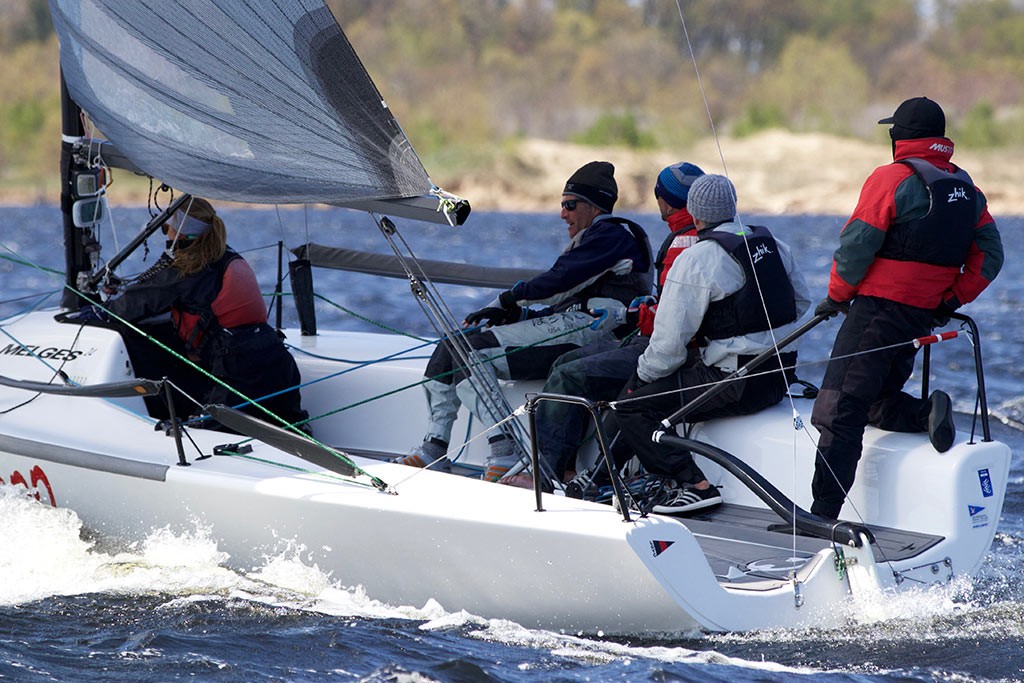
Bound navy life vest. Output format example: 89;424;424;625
879;158;979;267
696;225;796;341
561;217;654;310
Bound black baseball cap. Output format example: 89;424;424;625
878;97;945;138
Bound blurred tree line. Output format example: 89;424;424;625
2;0;1024;187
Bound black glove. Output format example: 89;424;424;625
932;297;959;329
464;305;513;328
814;296;850;320
463;289;523;328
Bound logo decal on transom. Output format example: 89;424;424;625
650;540;674;557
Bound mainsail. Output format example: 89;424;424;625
49;0;465;223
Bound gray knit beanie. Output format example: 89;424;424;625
687;174;736;224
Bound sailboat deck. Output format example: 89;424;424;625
345;445;945;590
681;503;944;588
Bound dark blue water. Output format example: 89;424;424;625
2;206;1022;682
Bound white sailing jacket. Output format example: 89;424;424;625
637;221;811;382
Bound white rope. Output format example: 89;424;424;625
672;0;872;572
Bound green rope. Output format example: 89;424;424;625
0;251;64;275
313;292;433;342
304;318;595;423
0;241;376;485
214;448;382;490
2;240;602;486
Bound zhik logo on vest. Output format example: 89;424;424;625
947;186;970;203
750;243;774;264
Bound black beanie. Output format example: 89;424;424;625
563;161;618;213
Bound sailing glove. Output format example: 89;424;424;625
463;305;511;328
932;296;960;329
814;296;849;320
463;290;525;328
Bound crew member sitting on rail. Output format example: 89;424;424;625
400;161;654;481
615;174;811;515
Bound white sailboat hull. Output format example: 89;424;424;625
0;310;1011;633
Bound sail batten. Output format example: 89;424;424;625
50;0;451;214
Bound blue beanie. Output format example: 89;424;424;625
655;162;705;209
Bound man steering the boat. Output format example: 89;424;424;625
399;161;654;481
809;96;1004;521
614;174;811;514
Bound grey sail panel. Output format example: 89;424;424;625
49;0;433;208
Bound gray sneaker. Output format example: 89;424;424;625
394;440;451;472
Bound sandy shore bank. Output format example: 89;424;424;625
447;132;1024;217
4;131;1022;217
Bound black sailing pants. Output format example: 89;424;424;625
810;295;935;519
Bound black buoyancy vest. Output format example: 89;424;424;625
180;249;242;356
879;158;979;267
696;225;796;341
572;217;654;307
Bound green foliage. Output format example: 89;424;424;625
732;103;787;138
757;35;870;136
5;0;1024;192
5;100;48;138
572;112;656;149
954;101;1012;149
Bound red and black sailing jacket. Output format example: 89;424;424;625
655;208;698;292
109;247;267;356
827;137;1003;310
172;251;267;355
635;208;698;336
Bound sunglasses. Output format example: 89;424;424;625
561;199;583;211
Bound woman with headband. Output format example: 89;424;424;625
103;197;309;432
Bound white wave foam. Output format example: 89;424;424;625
12;487;1016;678
1;489;817;677
0;489;503;623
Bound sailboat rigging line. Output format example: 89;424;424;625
4;230;291;432
614;316;962;417
85;193;193;291
214;447;379;487
675;0;727;177
369;211;538;473
0;313;90;414
291;321;596;449
311;292;433;342
673;0;819;557
2;238;374;479
286;339;435;366
0;289;60;310
391;421;504;487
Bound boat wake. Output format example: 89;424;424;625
6;484;1022;680
1;487;422;618
1;488;823;677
